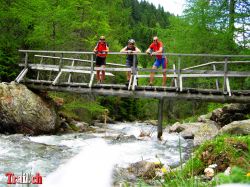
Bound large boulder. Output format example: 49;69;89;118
127;161;168;180
210;104;250;127
169;122;188;133
193;122;219;146
0;82;58;134
180;123;202;139
197;113;212;123
219;119;250;135
168;121;219;146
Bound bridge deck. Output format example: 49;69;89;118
16;50;250;103
24;81;250;103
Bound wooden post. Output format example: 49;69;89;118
212;64;219;90
68;60;75;83
37;56;43;80
177;56;182;91
89;54;95;87
59;53;63;72
223;57;228;93
24;52;28;68
132;54;137;90
173;64;178;88
157;98;164;140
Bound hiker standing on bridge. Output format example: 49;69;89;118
146;36;167;86
93;36;109;84
120;39;141;86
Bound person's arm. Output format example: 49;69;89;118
93;43;98;53
146;43;153;54
120;46;127;52
154;42;163;54
155;47;163;53
146;48;152;54
103;46;109;52
135;47;141;53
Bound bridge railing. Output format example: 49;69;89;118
16;50;250;96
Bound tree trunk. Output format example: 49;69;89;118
228;0;236;51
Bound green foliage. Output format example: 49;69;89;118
49;92;106;123
98;96;158;121
160;135;250;187
182;135;250;177
1;0;250;123
207;103;224;113
216;167;250;185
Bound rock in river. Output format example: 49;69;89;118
0;82;58;134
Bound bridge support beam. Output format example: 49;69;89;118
157;98;164;140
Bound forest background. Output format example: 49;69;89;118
0;0;249;123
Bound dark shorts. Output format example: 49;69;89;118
126;60;138;68
96;56;106;66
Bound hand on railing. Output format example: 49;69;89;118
93;50;108;54
147;51;157;57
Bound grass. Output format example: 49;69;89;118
159;134;250;187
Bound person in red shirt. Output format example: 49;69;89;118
146;36;168;86
93;36;109;84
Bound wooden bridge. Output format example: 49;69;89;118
15;50;250;139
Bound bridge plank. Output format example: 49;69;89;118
23;83;250;103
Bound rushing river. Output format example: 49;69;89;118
0;122;193;187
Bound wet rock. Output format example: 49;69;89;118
144;120;158;126
71;121;89;132
113;167;137;184
193;123;219;146
210;104;250;127
168;121;218;144
127;161;167;180
112;134;137;143
197;113;212;123
219;119;250;135
0;82;58;135
169;122;188;133
60;121;71;130
223;103;250;114
179;123;202;139
138;129;153;138
181;132;195;139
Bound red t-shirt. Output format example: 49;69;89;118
149;41;164;59
95;42;108;57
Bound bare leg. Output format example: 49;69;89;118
96;65;100;83
149;66;157;85
162;71;166;86
127;71;131;81
101;65;105;82
162;58;168;86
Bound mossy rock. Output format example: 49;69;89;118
182;135;250;177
